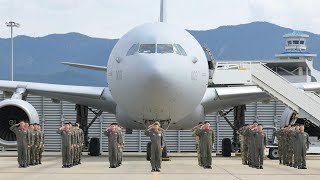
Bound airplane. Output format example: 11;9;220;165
0;0;319;147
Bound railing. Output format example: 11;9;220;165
216;61;256;70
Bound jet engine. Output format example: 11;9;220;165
0;99;39;146
280;107;320;136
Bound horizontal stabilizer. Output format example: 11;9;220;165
62;62;107;72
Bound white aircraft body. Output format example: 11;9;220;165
0;0;319;146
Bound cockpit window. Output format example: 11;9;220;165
126;44;139;56
173;44;182;55
174;44;187;56
157;44;174;54
139;44;156;54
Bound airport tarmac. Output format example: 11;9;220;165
0;152;320;180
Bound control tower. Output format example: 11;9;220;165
263;31;319;83
275;31;317;61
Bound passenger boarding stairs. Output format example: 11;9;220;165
212;62;320;126
251;63;320;126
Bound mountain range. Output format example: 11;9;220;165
0;21;319;86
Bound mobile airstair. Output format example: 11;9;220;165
251;63;320;126
212;62;320;126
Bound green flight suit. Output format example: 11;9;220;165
292;131;299;167
57;129;72;166
145;129;165;170
10;125;28;167
287;131;294;166
192;126;201;166
70;129;76;165
34;130;41;165
117;129;124;165
248;129;257;167
296;132;309;168
196;128;215;167
280;129;288;165
253;132;267;167
274;130;282;164
244;128;252;165
26;129;33;166
78;128;84;163
104;129;121;167
39;131;44;164
30;129;37;165
73;129;79;165
238;126;249;165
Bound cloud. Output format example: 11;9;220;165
248;0;320;34
0;0;319;38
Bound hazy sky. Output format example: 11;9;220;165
0;0;319;39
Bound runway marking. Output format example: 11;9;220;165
152;172;159;180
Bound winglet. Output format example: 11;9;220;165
61;62;107;72
160;0;167;23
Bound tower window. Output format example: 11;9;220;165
287;41;292;45
300;41;305;44
293;40;299;44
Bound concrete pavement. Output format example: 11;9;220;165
0;153;319;180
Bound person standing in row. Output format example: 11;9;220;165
75;123;84;164
248;121;258;167
57;123;73;168
253;124;267;169
38;125;45;164
10;120;28;168
104;123;122;168
238;124;249;165
192;122;203;167
196;121;214;169
274;127;284;165
33;123;41;165
145;121;165;172
293;125;300;168
25;122;32;167
117;126;125;166
30;123;37;166
296;124;309;169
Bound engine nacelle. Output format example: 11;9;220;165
280;107;320;136
0;99;39;146
280;107;296;128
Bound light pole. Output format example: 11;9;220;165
5;21;20;81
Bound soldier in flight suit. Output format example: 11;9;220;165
287;125;294;167
117;125;124;166
75;123;84;164
10;120;28;168
249;121;258;168
57;123;73;168
296;124;310;169
145;121;166;172
192;122;203;167
38;125;44;164
104;123;121;168
29;124;37;166
274;127;284;165
25;122;31;167
238;124;249;165
196;121;215;169
34;123;41;165
253;124;267;169
293;125;300;168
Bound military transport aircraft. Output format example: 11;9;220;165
0;0;319;146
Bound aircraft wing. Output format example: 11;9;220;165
201;82;320;115
201;86;269;115
0;80;116;114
